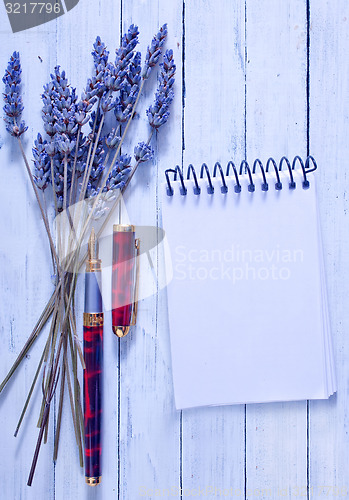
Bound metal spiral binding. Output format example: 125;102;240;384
165;156;317;196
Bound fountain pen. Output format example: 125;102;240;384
83;228;103;486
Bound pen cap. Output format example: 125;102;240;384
112;225;138;333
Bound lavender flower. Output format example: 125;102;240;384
55;134;76;155
142;24;168;80
42;83;56;138
74;138;89;176
113;50;142;124
2;51;28;137
147;49;175;129
88;108;104;135
134;142;154;163
92;36;109;67
41;66;80;206
114;82;139;123
100;91;114;113
104;64;124;93
127;51;141;87
103;154;132;191
33;133;51;190
3;27;175;213
104;24;139;94
50;71;78;140
75;97;95;127
50;67;77;113
45;141;56;157
89;36;109;98
85;184;99;199
75;37;105;126
52;162;65;211
74;37;108;138
83;107;107;185
105;128;121;150
115;25;139;71
42;67;77;141
87;139;105;190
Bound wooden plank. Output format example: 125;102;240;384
0;20;57;500
245;0;309;497
117;1;183;499
181;0;246;495
52;2;123;498
308;1;349;497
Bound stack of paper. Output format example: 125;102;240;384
161;169;336;409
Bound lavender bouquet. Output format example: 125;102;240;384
1;24;175;484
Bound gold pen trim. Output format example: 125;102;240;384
86;476;102;486
113;224;135;232
86;259;102;272
83;312;104;327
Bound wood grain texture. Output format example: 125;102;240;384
53;3;122;499
245;1;308;498
0;17;58;500
181;0;246;496
118;1;182;498
0;0;347;498
309;1;349;497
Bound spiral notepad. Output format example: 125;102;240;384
161;157;336;410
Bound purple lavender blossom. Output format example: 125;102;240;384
33;133;51;190
75;97;96;127
105;128;121;150
114;83;138;123
40;66;80;207
115;25;139;71
114;50;142;124
92;36;109;67
3;25;175;213
104;25;139;94
103;154;132;191
75;37;105;126
88;108;104;133
42;67;77;140
100;92;114;113
134;142;154;163
142;24;168;80
2;51;28;137
127;51;141;87
41;83;56;138
74;138;89;176
147;49;175;129
89;36;109;98
55;134;76;155
86;138;105;194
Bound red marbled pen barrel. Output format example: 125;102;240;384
112;224;139;337
83;228;103;486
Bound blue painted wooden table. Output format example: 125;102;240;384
0;1;347;498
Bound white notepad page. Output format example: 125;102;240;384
161;169;336;409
